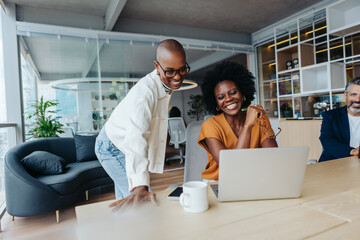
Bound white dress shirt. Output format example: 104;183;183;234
105;70;171;191
348;113;360;148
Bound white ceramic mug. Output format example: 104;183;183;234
179;181;208;213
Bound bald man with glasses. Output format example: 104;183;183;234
319;77;360;162
95;39;190;208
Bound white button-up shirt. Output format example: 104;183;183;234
105;70;171;191
348;113;360;148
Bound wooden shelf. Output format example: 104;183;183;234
279;94;292;98
262;59;276;65
328;0;360;37
330;23;360;37
277;68;299;74
264;98;278;101
301;44;315;67
277;45;299;72
332;88;346;93
263;79;276;83
302;63;329;92
257;4;358;120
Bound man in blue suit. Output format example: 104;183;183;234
319;77;360;162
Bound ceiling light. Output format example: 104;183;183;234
315;42;351;54
268;36;298;48
268;26;328;48
49;78;198;92
305;26;327;35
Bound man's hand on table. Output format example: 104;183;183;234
109;185;158;211
350;147;359;157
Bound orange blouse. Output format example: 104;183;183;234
198;113;274;180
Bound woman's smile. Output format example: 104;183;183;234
225;103;238;110
214;80;243;115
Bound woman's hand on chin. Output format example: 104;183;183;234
244;105;266;127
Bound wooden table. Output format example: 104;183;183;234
75;156;360;240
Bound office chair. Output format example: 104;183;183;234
59;127;75;137
166;117;186;164
204;115;214;120
184;120;208;183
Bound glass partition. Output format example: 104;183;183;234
0;10;10;212
19;28;248;137
21;34;100;136
0;13;5;209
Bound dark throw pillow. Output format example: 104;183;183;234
74;134;98;162
21;151;67;175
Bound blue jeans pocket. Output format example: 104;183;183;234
95;135;124;164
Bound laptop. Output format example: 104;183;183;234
210;146;309;201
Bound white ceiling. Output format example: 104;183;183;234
7;0;326;33
6;0;328;81
6;0;111;16
117;0;323;34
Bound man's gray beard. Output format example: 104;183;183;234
349;106;360;113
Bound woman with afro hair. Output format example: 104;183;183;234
198;61;278;180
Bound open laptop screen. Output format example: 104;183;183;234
213;146;309;201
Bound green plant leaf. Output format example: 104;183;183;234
26;96;64;139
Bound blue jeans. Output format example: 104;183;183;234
95;128;130;199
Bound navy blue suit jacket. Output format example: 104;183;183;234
319;106;353;162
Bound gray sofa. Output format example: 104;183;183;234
5;137;112;221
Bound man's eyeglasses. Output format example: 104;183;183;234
156;61;190;78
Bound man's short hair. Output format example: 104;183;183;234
345;77;360;92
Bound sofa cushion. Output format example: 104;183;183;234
36;161;108;195
74;134;98;162
21;151;67;175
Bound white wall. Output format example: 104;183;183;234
1;4;23;143
0;8;4;123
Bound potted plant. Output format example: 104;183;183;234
187;94;205;121
26;96;64;138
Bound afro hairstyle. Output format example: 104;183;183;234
200;61;256;115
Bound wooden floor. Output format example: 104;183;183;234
0;168;184;239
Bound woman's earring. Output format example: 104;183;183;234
243;96;246;102
216;106;220;111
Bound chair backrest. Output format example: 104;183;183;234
184;120;208;183
204;115;214;120
59;127;74;138
168;117;186;146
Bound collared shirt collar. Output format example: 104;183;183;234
150;69;173;97
161;81;173;95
